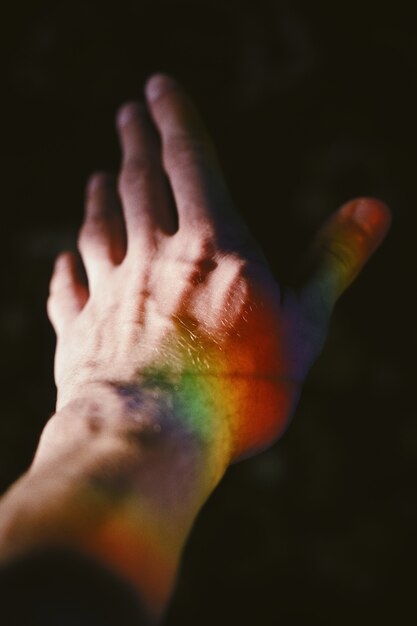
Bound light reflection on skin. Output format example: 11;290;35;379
0;73;391;621
81;195;390;615
79;194;390;616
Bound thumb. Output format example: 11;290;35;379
299;197;391;316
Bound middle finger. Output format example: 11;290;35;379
117;101;176;256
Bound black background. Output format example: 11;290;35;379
1;1;416;624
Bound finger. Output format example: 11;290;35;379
78;172;126;288
145;74;242;235
47;251;89;333
116;101;176;255
300;197;391;315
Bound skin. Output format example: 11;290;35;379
0;74;391;622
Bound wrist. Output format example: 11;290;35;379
1;381;230;618
38;375;233;483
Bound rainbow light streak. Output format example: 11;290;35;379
72;198;391;615
74;292;301;616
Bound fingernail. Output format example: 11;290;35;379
116;101;144;128
350;199;372;226
145;73;178;103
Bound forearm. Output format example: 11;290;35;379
0;384;230;619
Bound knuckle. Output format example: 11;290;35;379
77;227;93;252
78;217;112;253
166;134;210;166
167;229;219;289
82;211;110;232
218;254;251;289
118;158;154;191
321;239;354;275
175;226;217;265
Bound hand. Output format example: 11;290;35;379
0;74;391;621
46;74;391;469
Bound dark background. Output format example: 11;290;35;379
1;0;415;624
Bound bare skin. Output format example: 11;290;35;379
0;74;391;621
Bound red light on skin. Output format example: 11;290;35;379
220;289;302;461
338;198;391;245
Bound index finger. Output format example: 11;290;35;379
145;74;245;237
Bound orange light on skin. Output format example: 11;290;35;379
169;282;302;465
82;506;179;619
215;290;302;461
168;199;392;463
72;198;392;612
313;198;392;298
66;298;300;616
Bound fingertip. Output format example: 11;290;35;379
144;73;179;103
300;197;392;312
53;250;75;273
339;197;392;248
116;100;145;129
86;171;115;197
